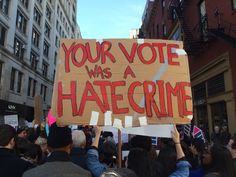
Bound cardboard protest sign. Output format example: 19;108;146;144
51;39;193;127
4;115;18;128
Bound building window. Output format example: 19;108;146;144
16;10;27;34
32;28;40;47
162;24;167;36
40;84;47;101
0;24;7;46
73;4;75;13
19;0;29;9
37;0;42;5
53;70;55;81
199;0;208;38
17;72;23;93
10;68;16;91
162;0;165;9
44;23;50;38
211;101;228;128
55;36;59;47
156;25;159;38
0;62;2;83
45;6;51;21
171;9;177;21
32;80;37;96
14;37;25;60
59;26;61;35
33;7;41;25
207;73;225;97
57;5;59;15
56;20;59;31
0;0;10;15
30;51;38;70
43;41;49;57
27;77;32;96
193;82;206;103
54;52;57;65
232;0;236;10
27;77;37;97
42;62;48;77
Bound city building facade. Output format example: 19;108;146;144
139;0;236;137
0;0;80;124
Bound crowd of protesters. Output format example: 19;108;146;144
0;120;236;177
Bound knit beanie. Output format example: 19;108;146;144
47;123;72;148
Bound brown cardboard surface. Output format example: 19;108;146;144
51;39;193;126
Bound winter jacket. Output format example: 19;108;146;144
86;147;107;177
23;150;92;177
169;160;191;177
0;148;32;177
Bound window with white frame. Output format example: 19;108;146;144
14;37;25;60
0;0;10;15
16;10;27;34
34;7;41;25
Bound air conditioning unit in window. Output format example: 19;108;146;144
22;45;26;49
36;57;39;61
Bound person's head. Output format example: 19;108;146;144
0;124;16;149
24;143;42;164
129;135;152;152
127;148;154;177
214;125;220;133
191;138;205;154
47;123;72;154
99;140;117;167
227;134;236;159
17;127;28;139
221;125;228;132
72;130;86;148
204;144;236;177
15;137;31;155
35;136;48;154
100;168;138;177
157;145;177;177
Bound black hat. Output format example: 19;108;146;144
48;123;72;149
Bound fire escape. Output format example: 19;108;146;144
168;0;206;56
168;0;236;56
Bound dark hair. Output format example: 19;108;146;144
102;131;114;138
0;124;16;146
100;168;138;177
127;148;155;177
24;143;42;163
209;144;236;177
129;135;152;151
99;141;117;167
15;137;31;155
191;138;205;154
157;145;177;177
232;142;236;150
17;126;27;134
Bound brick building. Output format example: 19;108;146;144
139;0;236;137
